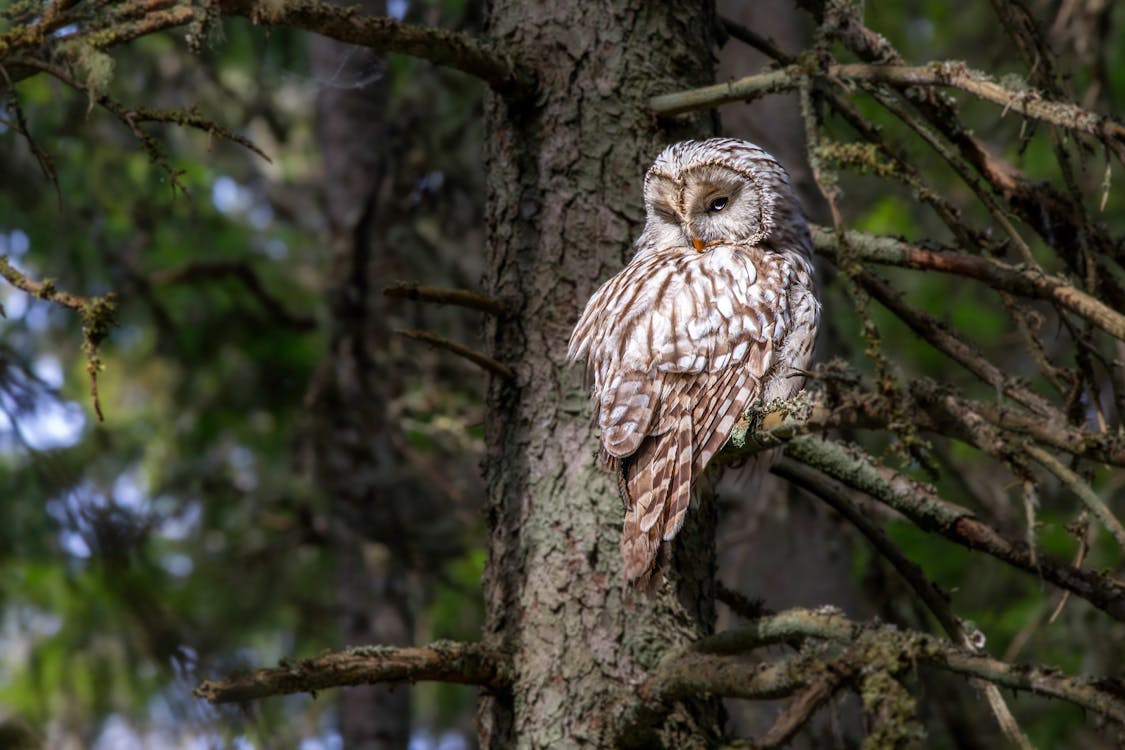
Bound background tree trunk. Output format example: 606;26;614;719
306;4;413;745
477;2;723;746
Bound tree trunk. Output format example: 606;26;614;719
478;3;722;746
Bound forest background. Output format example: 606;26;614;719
2;0;1125;747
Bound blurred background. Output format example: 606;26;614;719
1;0;1123;747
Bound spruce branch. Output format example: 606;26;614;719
651;61;1125;164
195;641;512;704
619;608;1125;746
775;458;1032;748
1;0;533;95
219;0;532;95
783;435;1125;621
812;228;1125;342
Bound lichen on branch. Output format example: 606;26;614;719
0;255;117;421
194;640;512;704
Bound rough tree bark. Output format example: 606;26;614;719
477;2;722;747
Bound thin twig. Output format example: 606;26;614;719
736;652;860;749
782;435;1125;621
384;282;509;317
812;228;1125;342
1024;444;1125;550
0;255;116;421
772;458;1033;749
397;329;514;379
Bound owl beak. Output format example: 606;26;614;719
690;236;705;252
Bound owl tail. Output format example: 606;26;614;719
620;406;693;584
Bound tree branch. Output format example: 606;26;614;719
650;61;1125;163
194;640;511;704
720;651;858;750
384;281;509;317
397;328;515;379
775;457;1032;748
620;608;1125;744
693;609;1125;723
219;0;531;94
1;0;532;95
814;2;1125;307
0;255;117;421
813;227;1125;342
783;435;1125;621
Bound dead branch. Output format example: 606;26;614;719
783;435;1125;621
855;270;1055;415
651;62;1125;159
817;3;1125;310
9;56;267;188
194;640;512;704
775;458;1031;747
735;656;858;750
1;0;533;95
397;328;515;379
384;282;509;317
620;608;1125;746
694;609;1125;723
813;228;1125;342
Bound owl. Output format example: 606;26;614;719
568;138;820;583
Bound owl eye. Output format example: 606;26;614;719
707;196;729;213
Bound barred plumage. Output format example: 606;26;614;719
568;138;820;583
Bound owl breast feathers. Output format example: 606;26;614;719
567;138;820;583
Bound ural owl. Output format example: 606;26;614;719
568;138;820;583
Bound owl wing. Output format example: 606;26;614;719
621;248;778;462
586;248;782;580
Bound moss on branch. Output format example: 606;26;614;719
194;640;512;704
0;255;117;421
812;227;1125;342
1;0;534;95
650;60;1125;164
619;608;1125;746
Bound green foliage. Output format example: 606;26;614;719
2;0;1124;746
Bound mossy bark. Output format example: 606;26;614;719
478;2;722;746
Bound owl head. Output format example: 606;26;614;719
639;138;805;254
